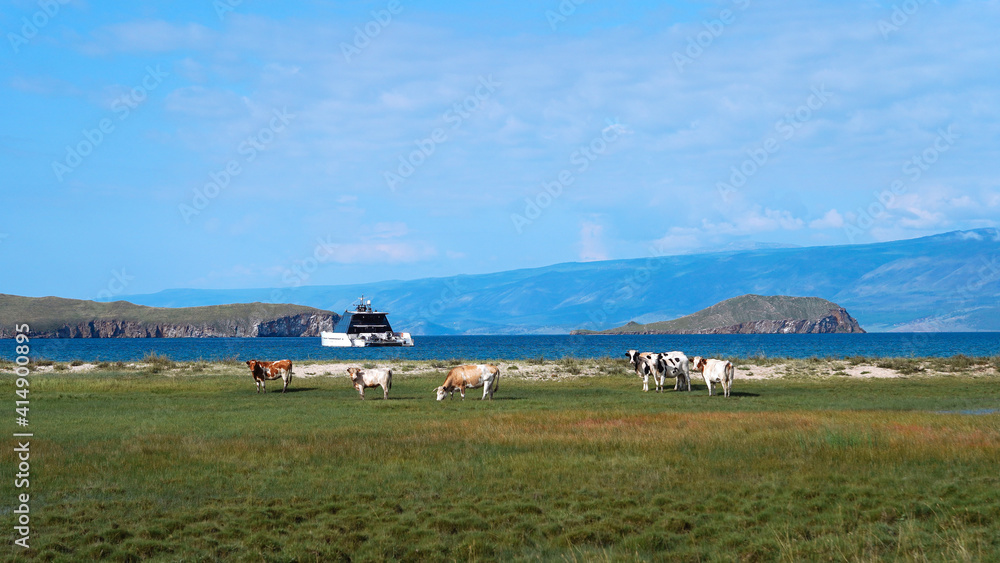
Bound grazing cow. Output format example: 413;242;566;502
346;367;392;400
245;359;293;393
691;356;735;397
435;364;500;401
626;350;659;391
654;351;692;392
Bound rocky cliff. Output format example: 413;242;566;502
0;294;338;338
573;295;866;335
675;308;863;334
33;313;336;338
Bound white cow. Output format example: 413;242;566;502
346;367;392;400
654;351;692;392
435;364;500;401
690;356;735;397
626;350;659;392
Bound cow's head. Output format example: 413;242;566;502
246;359;259;372
626;349;638;364
346;367;362;385
434;386;447;401
690;356;706;372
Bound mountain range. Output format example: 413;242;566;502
115;228;1000;334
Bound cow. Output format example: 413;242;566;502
435;364;500;401
626;349;659;391
691;356;735;397
245;359;293;393
346;367;392;400
653;351;692;392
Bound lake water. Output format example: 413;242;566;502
9;333;1000;362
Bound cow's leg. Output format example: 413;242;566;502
642;372;649;392
383;384;388;400
282;376;288;393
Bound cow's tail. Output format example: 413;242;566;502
388;368;393;390
494;366;500;393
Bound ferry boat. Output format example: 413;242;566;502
320;296;414;347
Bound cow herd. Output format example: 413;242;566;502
242;351;734;400
627;349;735;398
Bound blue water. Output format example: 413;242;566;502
7;333;1000;362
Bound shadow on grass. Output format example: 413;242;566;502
434;396;525;401
257;387;318;394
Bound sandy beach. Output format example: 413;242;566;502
12;356;998;381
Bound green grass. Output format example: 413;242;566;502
3;370;1000;561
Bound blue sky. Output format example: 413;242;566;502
2;0;998;301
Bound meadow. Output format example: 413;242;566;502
2;358;999;562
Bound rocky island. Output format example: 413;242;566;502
572;295;865;335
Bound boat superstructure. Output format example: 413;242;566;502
320;296;414;347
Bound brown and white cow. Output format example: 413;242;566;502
435;364;500;401
245;359;293;393
690;356;735;397
346;367;392;400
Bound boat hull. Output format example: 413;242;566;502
320;331;413;348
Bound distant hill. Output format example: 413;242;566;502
0;294;339;338
117;228;1000;334
572;295;864;334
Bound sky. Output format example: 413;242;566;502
2;0;998;301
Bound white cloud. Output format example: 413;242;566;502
809;209;844;229
317;242;436;264
579;221;608;262
86;20;215;53
165;86;246;118
652;227;704;255
706;207;804;235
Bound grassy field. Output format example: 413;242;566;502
3;363;1000;562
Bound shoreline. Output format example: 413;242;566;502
4;356;998;381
